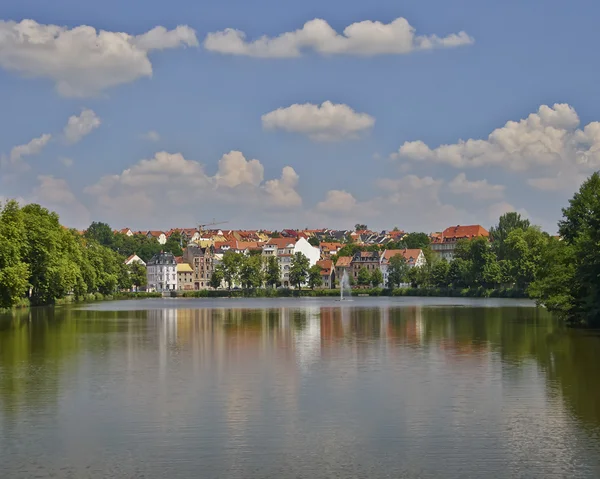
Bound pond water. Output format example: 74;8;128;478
1;297;599;478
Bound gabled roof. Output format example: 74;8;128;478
320;242;343;251
335;256;352;268
437;225;489;242
147;230;165;238
317;259;333;275
267;237;297;249
382;249;423;263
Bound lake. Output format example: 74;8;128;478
1;297;600;478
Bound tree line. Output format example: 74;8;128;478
0;202;146;309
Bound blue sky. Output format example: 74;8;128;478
1;0;600;232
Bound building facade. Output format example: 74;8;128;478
380;249;426;287
183;245;215;290
147;252;177;292
431;225;489;260
177;263;194;290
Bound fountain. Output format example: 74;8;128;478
340;270;352;301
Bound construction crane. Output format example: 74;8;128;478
198;219;228;233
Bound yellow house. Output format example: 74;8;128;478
176;263;194;291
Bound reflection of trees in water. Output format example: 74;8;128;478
1;303;599;431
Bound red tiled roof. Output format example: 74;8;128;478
335;256;352;268
267;237;297;249
317;259;333;275
147;230;164;237
382;249;423;262
174;256;183;264
320;242;343;251
436;225;489;242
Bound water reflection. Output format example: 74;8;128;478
0;300;599;478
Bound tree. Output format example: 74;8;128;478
356;267;370;286
221;251;241;290
308;265;323;290
490;212;531;260
164;231;183;257
370;268;383;288
401;232;430;249
308;236;320;247
531;173;600;326
128;262;147;290
265;256;280;288
209;267;224;290
448;258;471;288
239;254;263;289
84;222;114;247
289;252;310;290
0;201;29;308
355;224;368;231
387;254;409;288
430;260;450;287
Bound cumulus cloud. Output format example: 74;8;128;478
84;151;301;226
64;109;101;144
0;19;199;97
394;104;600;173
8;133;51;163
316;190;358;214
205;17;473;58
448;173;505;200
32;175;90;227
141;130;160;142
487;201;530;225
262;101;375;141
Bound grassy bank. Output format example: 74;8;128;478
179;287;528;299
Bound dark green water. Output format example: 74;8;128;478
1;297;599;478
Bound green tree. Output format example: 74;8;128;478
387;254;409;288
209;266;224;290
164;231;183;257
357;267;371;286
289;252;310;290
0;201;29;308
490;212;531;260
400;232;430;249
308;265;323;289
221;251;241;290
265;256;280;288
239;254;263;289
531;172;600;326
84;222;114;247
430;260;450;287
370;268;383;288
355;224;368;231
448;258;471;288
128;262;147;290
308;236;320;247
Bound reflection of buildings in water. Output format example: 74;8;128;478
293;306;321;370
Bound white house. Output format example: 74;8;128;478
380;249;426;287
293;237;320;267
147;252;177;292
124;254;146;266
147;231;167;245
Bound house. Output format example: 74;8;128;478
334;256;352;283
147;230;167;245
380;249;426;287
317;259;335;289
431;225;489;260
320;242;343;258
124;254;146;267
146;252;177;292
350;251;381;282
183;244;216;290
177;263;194;291
119;228;134;237
262;237;319;287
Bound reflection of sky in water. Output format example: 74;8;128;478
0;298;599;478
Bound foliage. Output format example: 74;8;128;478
84;222;114;247
0;201;30;309
308;265;323;289
370;268;383;287
490;212;531;260
128;262;147;289
308;236;320;247
239;254;264;289
387;254;409;288
221;251;241;290
400;232;430;249
265;256;280;288
355;224;368;231
209;266;224;290
430;259;450;287
357;267;371;286
289;252;310;290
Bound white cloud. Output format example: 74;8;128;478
0;19;198;97
262;101;375;141
8;133;52;163
32;175;90;227
141;130;160;142
205;17;473;58
59;157;74;167
64;109;101;144
394;104;600;173
487;201;530;225
84;150;301;226
316;190;357;214
448;173;505;200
